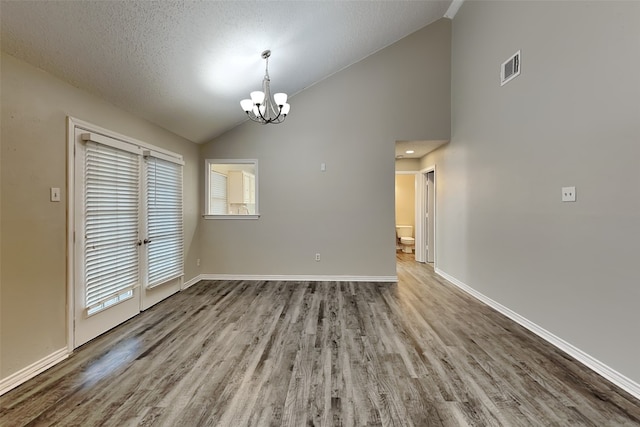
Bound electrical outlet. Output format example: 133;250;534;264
562;186;576;202
196;258;201;267
315;253;321;262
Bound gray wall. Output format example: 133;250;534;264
7;0;636;393
0;53;201;379
435;1;640;383
199;19;451;277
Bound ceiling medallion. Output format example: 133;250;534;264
240;50;291;124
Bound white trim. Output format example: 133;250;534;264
444;0;465;19
203;214;260;220
200;274;398;283
70;117;182;160
182;275;203;290
435;268;640;401
0;348;69;396
413;171;424;262
143;149;185;166
415;166;436;265
425;167;436;265
204;159;259;217
66;117;76;353
81;132;144;155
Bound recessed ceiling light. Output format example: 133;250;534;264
406;150;415;154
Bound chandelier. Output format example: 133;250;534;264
240;50;290;124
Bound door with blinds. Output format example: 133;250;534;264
73;129;184;347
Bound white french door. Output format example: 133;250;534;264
72;126;183;347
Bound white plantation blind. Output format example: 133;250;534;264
146;156;184;288
84;141;140;312
210;171;228;215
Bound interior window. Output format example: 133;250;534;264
204;159;258;218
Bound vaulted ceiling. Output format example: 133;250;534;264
1;1;455;143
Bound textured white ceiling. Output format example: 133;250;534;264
1;1;452;143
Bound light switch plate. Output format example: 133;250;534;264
50;187;61;202
562;186;576;202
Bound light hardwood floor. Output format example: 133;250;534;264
2;253;639;426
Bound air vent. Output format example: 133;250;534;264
500;50;521;86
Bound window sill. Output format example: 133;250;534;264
202;214;260;220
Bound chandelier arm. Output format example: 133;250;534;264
248;106;272;124
246;103;285;124
246;111;267;124
269;102;286;123
274;113;287;123
256;104;269;122
268;103;282;122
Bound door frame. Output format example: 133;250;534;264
415;165;436;264
66;116;183;351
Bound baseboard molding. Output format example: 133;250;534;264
435;268;640;401
182;274;203;289
200;274;398;283
0;347;69;396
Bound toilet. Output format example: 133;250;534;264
396;225;415;254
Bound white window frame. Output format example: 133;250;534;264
203;159;260;219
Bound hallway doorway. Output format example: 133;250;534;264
415;167;435;264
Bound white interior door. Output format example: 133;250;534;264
414;168;435;264
425;181;430;259
426;171;435;263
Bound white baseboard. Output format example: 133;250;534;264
0;347;69;396
200;274;398;283
182;275;203;289
435;268;640;401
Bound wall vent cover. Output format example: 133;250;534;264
500;50;521;86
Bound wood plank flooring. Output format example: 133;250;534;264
2;253;640;426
